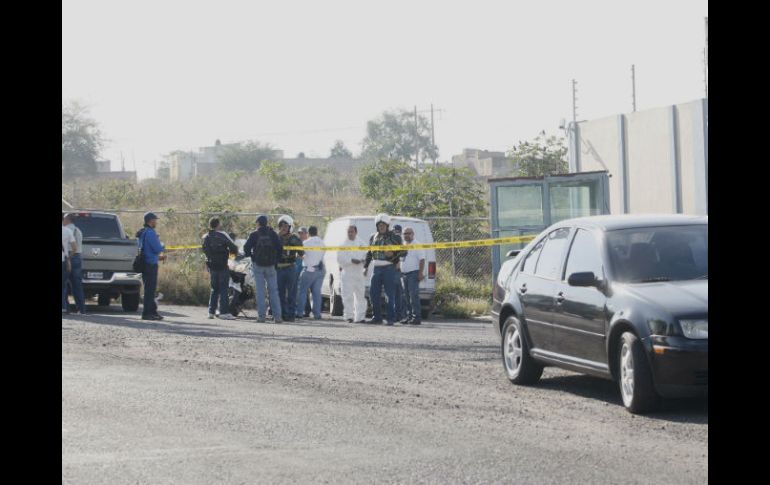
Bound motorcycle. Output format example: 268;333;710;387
227;254;255;317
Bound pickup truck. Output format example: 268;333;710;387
66;211;143;311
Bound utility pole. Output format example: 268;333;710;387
572;79;578;122
430;103;436;166
631;65;637;112
414;105;419;169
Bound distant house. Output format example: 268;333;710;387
82;160;137;181
451;149;515;178
281;156;365;172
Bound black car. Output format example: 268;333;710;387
491;215;707;413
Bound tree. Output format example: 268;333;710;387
507;132;568;177
156;161;170;181
62;101;104;178
218;140;276;172
361;109;438;165
358;158;414;201
329;140;353;159
258;160;291;200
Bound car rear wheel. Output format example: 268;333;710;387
619;331;659;413
502;316;543;385
121;292;139;312
330;284;343;316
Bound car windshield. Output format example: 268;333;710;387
606;224;708;283
74;215;123;239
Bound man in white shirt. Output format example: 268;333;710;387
62;217;77;313
400;226;426;325
336;225;367;323
295;226;326;320
63;213;87;314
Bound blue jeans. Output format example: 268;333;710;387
394;269;405;320
253;264;282;320
62;260;69;311
142;263;159;316
370;264;397;323
277;266;299;320
208;268;230;315
402;270;421;322
67;254;86;313
295;269;325;318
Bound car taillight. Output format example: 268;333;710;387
428;262;436;279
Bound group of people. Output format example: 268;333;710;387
62;209;426;326
202;212;426;326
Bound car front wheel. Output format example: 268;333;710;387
501;316;543;385
619;331;659;413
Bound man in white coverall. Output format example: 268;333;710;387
337;224;367;323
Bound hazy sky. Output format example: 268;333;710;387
62;0;708;179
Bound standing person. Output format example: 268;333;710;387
295;226;325;320
295;226;312;317
62;213;86;314
243;215;283;323
136;212;166;321
62;215;77;314
392;224;405;322
400;226;426;325
276;215;304;322
336;225;367;323
363;214;406;325
202;217;238;320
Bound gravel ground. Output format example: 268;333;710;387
62;304;708;484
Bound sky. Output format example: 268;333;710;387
62;0;708;180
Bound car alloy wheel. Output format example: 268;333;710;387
620;342;634;406
504;324;523;378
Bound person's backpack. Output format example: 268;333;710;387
204;232;229;259
253;230;277;267
133;230;146;273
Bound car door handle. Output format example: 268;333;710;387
518;284;527;294
556;291;565;304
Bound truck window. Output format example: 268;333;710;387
74;216;122;239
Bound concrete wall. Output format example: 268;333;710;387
571;98;707;216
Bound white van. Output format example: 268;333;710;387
320;216;437;319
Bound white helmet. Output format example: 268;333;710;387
278;215;294;228
374;213;391;226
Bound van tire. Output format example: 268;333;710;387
121;292;140;312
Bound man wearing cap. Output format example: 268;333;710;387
243;215;283;323
136;212;166;321
295;226;326;320
63;213;87;314
296;227;312;317
363;214;407;325
400;226;426;325
276;215;304;322
392;224;406;322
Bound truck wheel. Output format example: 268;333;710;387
98;293;111;306
330;285;343;316
121;292;140;312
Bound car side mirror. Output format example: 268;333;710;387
568;271;598;287
506;250;521;258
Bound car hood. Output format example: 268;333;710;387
620;280;708;317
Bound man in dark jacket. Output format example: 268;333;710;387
243;215;283;323
363;213;407;325
136;212;166;321
276;215;304;322
202;217;239;320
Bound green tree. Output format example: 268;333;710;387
358;159;414;201
507;132;568;177
361;109;438;165
62;101;104;178
156;161;170;181
258;160;291;200
329;140;353;159
218;140;276;172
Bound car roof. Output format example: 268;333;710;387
551;214;707;232
335;215;429;223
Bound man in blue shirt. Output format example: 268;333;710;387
136;212;166;320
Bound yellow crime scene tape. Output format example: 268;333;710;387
164;235;536;252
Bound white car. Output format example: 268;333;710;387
321;216;437;319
